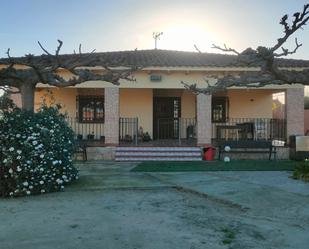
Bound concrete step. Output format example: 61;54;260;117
116;147;201;152
116;152;201;157
115;147;202;161
116;157;202;161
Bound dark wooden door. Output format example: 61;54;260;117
153;97;181;139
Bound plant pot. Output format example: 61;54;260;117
87;134;95;140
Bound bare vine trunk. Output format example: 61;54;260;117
20;83;35;111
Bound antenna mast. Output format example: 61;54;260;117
153;32;163;49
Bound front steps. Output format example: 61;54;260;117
115;147;202;161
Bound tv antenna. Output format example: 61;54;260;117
153;32;163;49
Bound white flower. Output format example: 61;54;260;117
50;129;54;133
16;134;21;138
224;146;231;152
17;150;22;154
23;181;29;187
39;180;44;185
29;185;33;190
40;154;44;159
9;192;14;196
52;160;58;165
56;179;63;184
8;168;13;174
16;156;21;160
32;141;38;146
41;189;45;193
26;191;31;195
17;166;22;172
2;159;7;163
224;156;230;162
8;147;14;152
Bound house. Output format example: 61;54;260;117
11;49;307;160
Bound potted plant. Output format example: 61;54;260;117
87;133;95;140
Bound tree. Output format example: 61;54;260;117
183;3;309;94
0;41;135;111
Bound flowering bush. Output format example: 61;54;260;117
0;103;78;197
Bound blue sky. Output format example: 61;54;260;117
0;0;309;59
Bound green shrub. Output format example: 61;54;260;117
0;104;78;197
292;161;309;181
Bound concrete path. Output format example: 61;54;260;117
1;161;309;249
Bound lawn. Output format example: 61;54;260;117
131;160;297;172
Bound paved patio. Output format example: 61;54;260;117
1;161;309;249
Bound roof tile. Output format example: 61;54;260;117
1;49;309;68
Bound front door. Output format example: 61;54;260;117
153;97;181;139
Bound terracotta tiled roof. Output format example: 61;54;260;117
2;49;309;68
81;49;309;68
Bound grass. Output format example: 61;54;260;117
131;160;297;172
221;227;236;245
291;161;309;181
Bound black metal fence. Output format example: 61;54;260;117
155;118;197;140
65;117;105;141
119;117;138;145
212;118;287;141
65;116;285;145
119;117;196;145
179;118;197;139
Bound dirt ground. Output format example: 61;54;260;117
1;161;309;249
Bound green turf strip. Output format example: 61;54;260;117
131;160;297;172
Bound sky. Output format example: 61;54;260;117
0;0;309;60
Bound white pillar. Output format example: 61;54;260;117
286;87;304;139
105;87;119;145
197;93;212;145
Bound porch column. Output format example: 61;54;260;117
105;87;119;145
286;87;304;139
197;93;212;146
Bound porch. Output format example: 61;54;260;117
34;87;303;148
